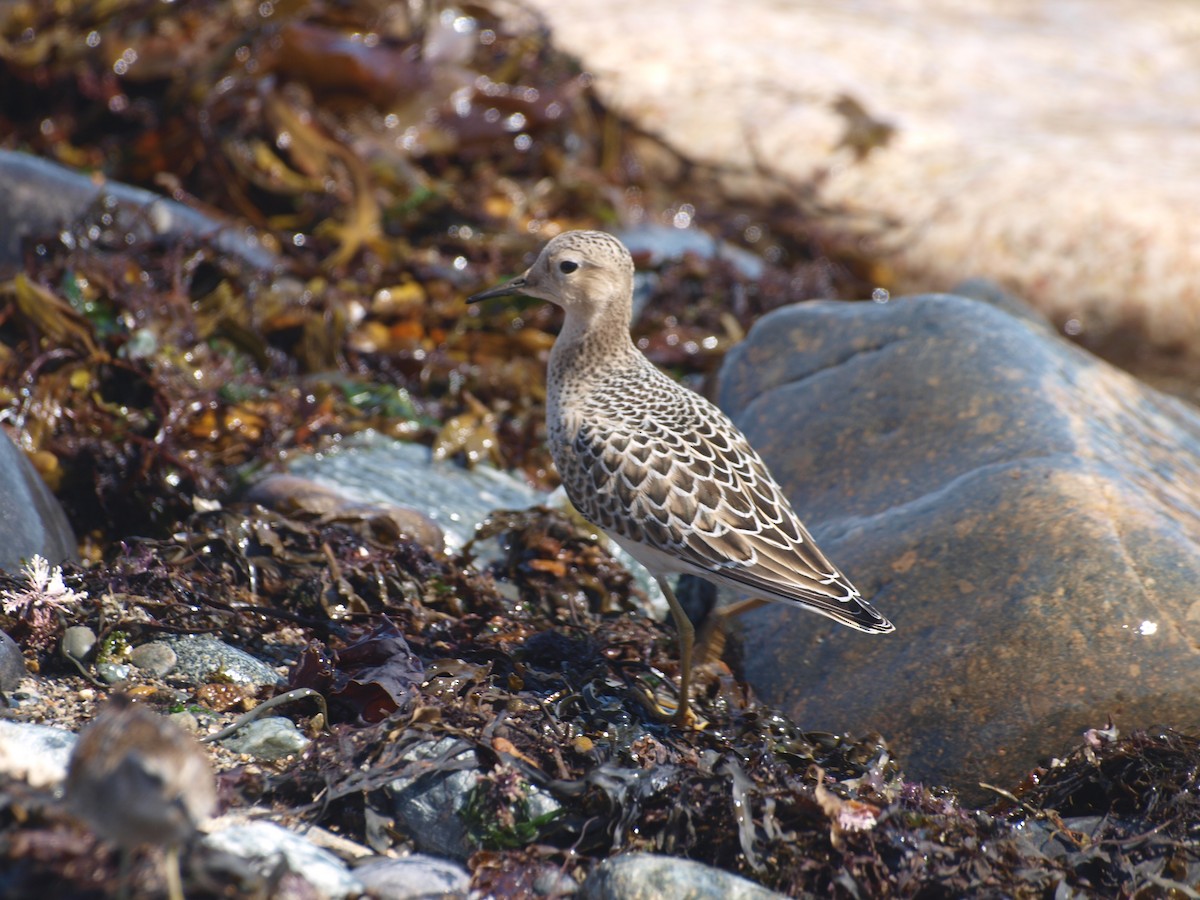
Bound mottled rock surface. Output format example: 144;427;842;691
162;635;280;687
718;289;1200;792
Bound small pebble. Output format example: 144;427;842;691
8;687;42;707
95;662;132;684
220;717;310;761
129;641;178;677
572;736;594;753
168;711;204;735
535;867;580;896
60;626;96;665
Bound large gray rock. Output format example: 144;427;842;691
162;635;280;687
0;430;76;572
717;289;1200;794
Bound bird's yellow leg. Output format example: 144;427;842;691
657;577;696;727
694;596;768;664
622;578;701;727
164;845;184;900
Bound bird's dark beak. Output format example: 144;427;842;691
467;275;528;304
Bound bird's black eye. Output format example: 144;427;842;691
558;260;579;274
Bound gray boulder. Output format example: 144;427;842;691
0;430;76;572
717;288;1200;794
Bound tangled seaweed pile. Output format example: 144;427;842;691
2;1;1199;897
3;505;1199;895
0;0;870;546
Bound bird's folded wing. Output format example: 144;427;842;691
566;414;892;633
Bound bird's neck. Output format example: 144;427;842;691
548;305;639;392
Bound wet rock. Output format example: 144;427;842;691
129;641;178;677
219;716;310;761
0;719;76;788
386;737;481;860
246;473;445;551
95;662;132;684
0;429;76;573
718;291;1200;795
0;150;279;273
283;433;669;615
201;821;364;899
579;853;784;900
162;635;280;687
534;867;581;896
0;630;27;691
285;433;545;552
352;855;471;899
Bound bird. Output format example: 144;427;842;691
65;694;217;900
469;230;893;723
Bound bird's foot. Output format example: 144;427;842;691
629;678;702;729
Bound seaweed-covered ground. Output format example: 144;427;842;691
2;1;1199;897
4;506;1200;896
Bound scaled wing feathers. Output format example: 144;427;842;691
561;384;892;634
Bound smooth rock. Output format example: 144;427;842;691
718;291;1200;794
0;149;279;273
129;641;178;677
168;711;204;735
0;429;76;573
579;853;784;900
534;867;581;896
95;662;132;684
386;737;481;860
352;855;471;900
162;635;279;687
245;473;444;550
0;630;27;691
219;716;310;761
0;719;76;788
201;821;364;899
60;626;97;668
285;433;544;552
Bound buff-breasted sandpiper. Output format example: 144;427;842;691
469;230;893;724
66;695;216;900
